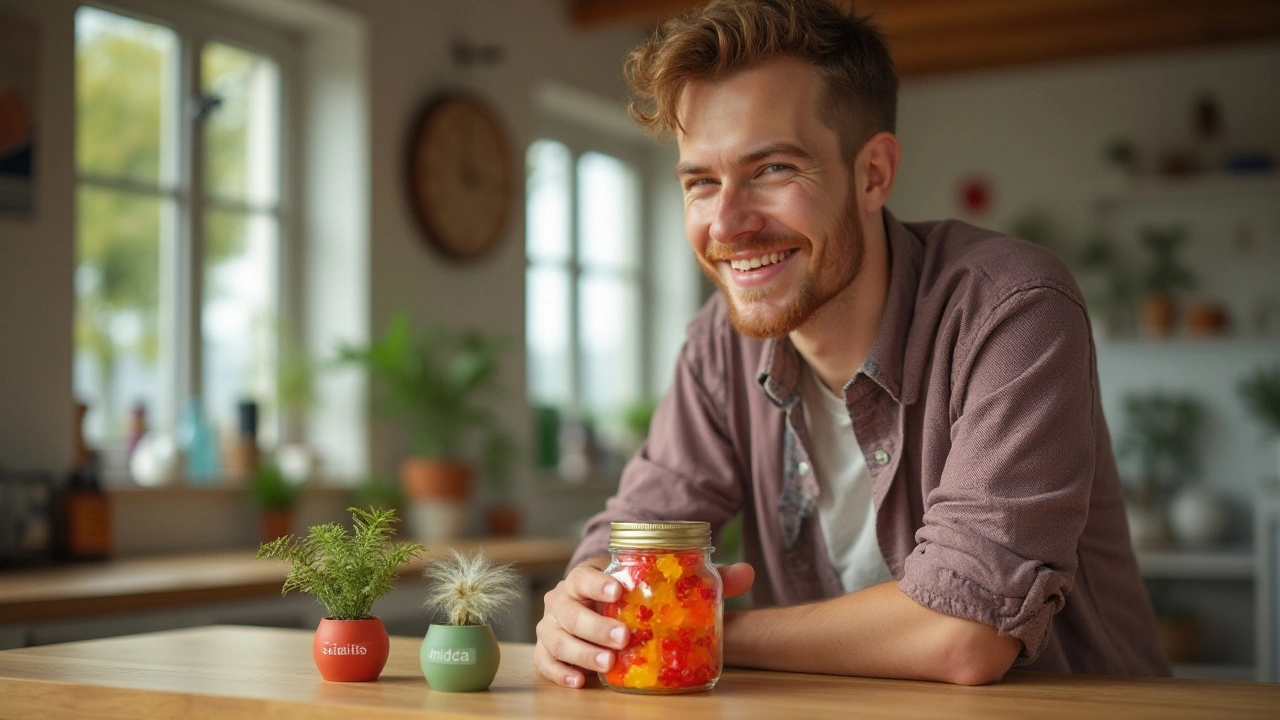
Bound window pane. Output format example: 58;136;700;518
526;139;571;263
578;151;639;271
527;265;572;407
203;210;278;442
202;42;279;205
579;274;641;417
74;186;171;445
75;7;177;186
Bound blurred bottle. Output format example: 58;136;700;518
224;399;260;483
126;402;147;459
177;398;221;483
65;402;110;561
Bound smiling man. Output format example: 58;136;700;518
534;0;1169;687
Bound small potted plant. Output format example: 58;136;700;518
339;313;508;541
257;506;426;682
1137;226;1196;337
481;433;521;536
1238;363;1280;481
249;462;300;543
1117;392;1204;548
420;549;522;691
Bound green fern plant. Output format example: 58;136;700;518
1239;364;1280;436
257;506;426;620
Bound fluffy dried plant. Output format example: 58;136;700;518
422;549;523;626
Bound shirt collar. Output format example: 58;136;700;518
756;209;923;407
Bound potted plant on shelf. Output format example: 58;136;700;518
249;462;300;543
1238;363;1280;482
353;473;406;515
339;312;508;541
257;506;426;682
1137;225;1196;337
1075;232;1137;338
481;433;521;536
420;549;522;691
1116;391;1205;549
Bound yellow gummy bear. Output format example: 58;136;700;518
657;553;684;583
624;638;660;688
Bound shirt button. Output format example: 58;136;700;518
873;449;890;465
797;461;811;476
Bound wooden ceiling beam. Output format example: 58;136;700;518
569;0;1280;77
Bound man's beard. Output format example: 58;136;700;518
696;195;865;339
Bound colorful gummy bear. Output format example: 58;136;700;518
600;549;721;692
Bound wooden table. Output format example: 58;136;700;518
0;626;1276;719
0;538;578;624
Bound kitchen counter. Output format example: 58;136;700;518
0;538;578;624
0;626;1276;719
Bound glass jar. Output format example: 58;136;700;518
598;521;722;694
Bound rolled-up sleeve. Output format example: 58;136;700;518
899;284;1095;664
568;341;745;571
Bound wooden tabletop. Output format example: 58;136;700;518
0;538;578;624
0;626;1275;719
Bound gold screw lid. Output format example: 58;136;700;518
609;521;712;550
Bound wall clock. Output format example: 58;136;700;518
407;93;514;260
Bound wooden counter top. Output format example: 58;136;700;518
0;626;1276;719
0;538;578;624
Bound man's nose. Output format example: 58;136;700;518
709;185;764;245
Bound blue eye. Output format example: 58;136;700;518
764;164;787;173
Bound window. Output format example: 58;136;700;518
525;136;647;434
73;5;289;455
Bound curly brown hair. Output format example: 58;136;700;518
623;0;897;162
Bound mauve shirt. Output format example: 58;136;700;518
570;211;1169;676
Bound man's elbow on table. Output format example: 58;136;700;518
932;621;1023;686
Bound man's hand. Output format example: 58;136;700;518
535;558;754;688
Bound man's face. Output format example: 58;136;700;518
676;56;864;339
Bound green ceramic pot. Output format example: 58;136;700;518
420;623;500;692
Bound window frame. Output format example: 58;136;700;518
526;117;654;416
75;0;299;444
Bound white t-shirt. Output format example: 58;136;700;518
799;367;893;593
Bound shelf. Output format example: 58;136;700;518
1095;171;1280;209
1136;548;1255;580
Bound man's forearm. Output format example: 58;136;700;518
723;581;1022;685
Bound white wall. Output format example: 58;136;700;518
0;0;75;473
891;42;1280;514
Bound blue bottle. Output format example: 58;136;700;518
177;399;221;483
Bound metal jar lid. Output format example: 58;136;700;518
609;521;711;550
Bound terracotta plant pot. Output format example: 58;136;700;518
401;459;472;541
420;623;501;692
1183;302;1229;337
1155;615;1201;664
1140;294;1176;338
400;458;471;500
486;505;521;537
261;510;293;544
313;617;391;682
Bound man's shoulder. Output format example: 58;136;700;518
904;218;1085;311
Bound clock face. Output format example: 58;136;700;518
408;94;513;260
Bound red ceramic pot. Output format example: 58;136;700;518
312;617;390;682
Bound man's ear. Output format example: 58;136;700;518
857;131;901;215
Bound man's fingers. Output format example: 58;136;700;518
546;585;629;650
718;562;755;598
534;640;587;688
564;564;624;603
537;615;616;674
